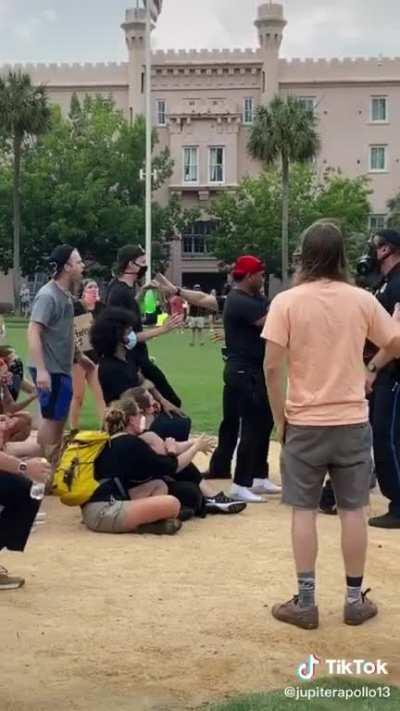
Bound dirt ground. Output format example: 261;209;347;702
1;443;400;711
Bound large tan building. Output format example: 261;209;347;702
2;2;400;288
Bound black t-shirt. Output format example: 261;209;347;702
8;358;24;401
89;433;178;503
223;289;267;368
374;264;400;374
106;279;149;367
98;355;140;405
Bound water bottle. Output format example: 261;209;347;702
30;482;46;500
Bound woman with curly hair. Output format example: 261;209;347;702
90;307;141;406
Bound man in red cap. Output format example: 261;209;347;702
217;255;280;502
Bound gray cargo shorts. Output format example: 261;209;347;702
82;499;126;533
281;423;372;511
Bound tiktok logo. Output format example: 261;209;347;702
297;654;321;682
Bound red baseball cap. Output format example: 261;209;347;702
232;255;265;278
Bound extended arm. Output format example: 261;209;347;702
154;274;218;312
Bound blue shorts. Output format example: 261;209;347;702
29;369;73;421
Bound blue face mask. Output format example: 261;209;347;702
125;331;138;351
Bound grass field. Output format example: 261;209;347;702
209;678;400;710
5;319;225;433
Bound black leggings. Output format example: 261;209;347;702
0;473;40;552
165;463;206;517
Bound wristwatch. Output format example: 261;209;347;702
18;461;28;475
367;361;377;374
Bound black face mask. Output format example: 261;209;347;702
136;265;148;280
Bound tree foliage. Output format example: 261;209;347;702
210;165;372;275
0;71;51;304
0;93;195;276
248;96;321;283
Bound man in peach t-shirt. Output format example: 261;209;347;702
262;220;400;630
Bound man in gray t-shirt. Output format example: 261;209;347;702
29;281;74;376
28;245;86;452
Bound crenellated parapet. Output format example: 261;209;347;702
0;62;129;86
280;56;400;84
151;48;262;65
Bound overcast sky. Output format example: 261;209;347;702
0;0;399;64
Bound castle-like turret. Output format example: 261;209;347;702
255;3;287;103
121;7;146;120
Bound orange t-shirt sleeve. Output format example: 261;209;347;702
367;298;400;349
261;296;289;348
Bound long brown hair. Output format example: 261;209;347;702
294;220;351;286
103;398;139;436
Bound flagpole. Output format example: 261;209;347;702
145;0;152;280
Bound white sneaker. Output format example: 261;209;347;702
229;484;266;503
252;478;282;494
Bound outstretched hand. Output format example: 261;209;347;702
195;433;215;455
162;313;184;333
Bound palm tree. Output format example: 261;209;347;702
0;72;51;310
248;95;320;285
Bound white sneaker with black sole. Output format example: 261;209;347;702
229;484;267;503
205;491;247;514
252;478;282;495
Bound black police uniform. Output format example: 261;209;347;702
371;263;400;519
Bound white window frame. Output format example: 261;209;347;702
297;96;317;112
183;146;199;184
368;214;386;232
243;97;254;125
369;144;388;173
209;146;225;185
156;99;167;126
370;96;388;123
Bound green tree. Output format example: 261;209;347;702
386;192;400;230
210;165;371;274
0;72;51;308
248;95;320;284
0;94;192;276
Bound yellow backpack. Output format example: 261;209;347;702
52;431;111;506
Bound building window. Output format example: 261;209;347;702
298;96;316;112
182;221;216;256
183;147;199;183
156;99;166;126
369;145;388;172
243;97;254;124
371;96;388;123
369;214;386;232
209;147;225;184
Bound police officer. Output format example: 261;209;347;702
366;229;400;528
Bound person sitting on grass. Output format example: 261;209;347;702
81;403;182;535
118;394;246;516
0;358;37;446
0;346;36;404
0;414;51;590
125;384;191;442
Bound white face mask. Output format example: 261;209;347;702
139;416;146;432
125;331;138;351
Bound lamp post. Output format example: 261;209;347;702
144;0;152;280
